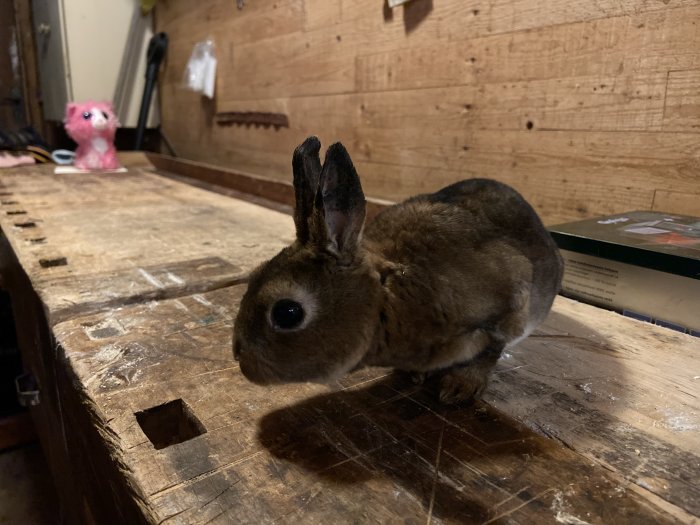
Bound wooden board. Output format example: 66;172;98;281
0;163;294;324
652;189;700;216
0;160;294;522
51;287;700;524
2;162;698;523
664;69;700;131
150;110;700;224
156;0;700;222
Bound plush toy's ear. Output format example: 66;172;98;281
64;102;79;123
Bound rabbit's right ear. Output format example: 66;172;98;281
312;142;366;259
292;136;322;243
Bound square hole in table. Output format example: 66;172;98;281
135;399;207;450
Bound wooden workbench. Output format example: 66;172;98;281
1;160;698;524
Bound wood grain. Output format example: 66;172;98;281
304;0;341;30
0;164;294;324
161;77;700;221
216;24;356;100
652;189;700;216
356;6;700;92
156;0;700;221
51;287;700;523
3;160;699;522
663;69;700;131
0;162;293;522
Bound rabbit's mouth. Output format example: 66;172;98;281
239;353;276;385
236;341;286;386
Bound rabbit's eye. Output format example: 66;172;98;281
271;299;304;330
82;112;91;120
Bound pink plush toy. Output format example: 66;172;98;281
64;101;121;170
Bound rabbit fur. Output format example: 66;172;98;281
233;137;563;403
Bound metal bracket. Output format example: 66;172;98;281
15;373;40;407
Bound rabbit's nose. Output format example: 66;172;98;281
233;339;242;361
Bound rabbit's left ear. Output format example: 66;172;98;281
292;136;322;243
313;142;366;258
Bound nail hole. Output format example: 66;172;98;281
39;257;67;268
526;120;534;130
14;221;36;228
6;210;27;215
135;399;207;450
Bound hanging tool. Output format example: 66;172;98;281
134;32;168;150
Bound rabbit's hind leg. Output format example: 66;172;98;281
435;342;505;405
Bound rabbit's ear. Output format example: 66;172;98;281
292;136;322;243
314;142;366;258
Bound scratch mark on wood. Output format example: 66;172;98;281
173;300;189;311
445;450;512;496
193;294;213;306
339;371;393;390
200;508;228;525
493;364;526;374
158;507;190;524
272;483;323;523
138;268;165;288
149;452;261;498
318;443;387;474
191;367;238;379
201;486;233;509
488;485;532;512
166;272;185;285
532;422;578;451
126;440;150;451
481;487;556;525
425;419;446;524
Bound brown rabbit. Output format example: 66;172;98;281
233;137;563;403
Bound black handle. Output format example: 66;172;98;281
134;32;168;151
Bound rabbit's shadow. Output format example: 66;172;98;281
257;309;628;520
258;373;506;521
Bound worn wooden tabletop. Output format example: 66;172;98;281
1;161;698;524
0;162;294;324
52;287;699;524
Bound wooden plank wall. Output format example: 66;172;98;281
155;0;700;224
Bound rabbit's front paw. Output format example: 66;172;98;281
438;365;488;405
